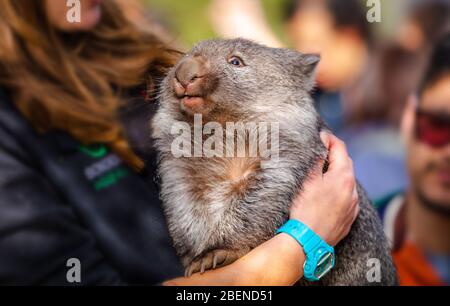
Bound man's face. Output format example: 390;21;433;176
407;74;450;213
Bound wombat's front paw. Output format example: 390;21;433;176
185;249;242;277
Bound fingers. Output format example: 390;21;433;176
307;131;332;178
348;156;354;175
341;201;359;239
322;133;357;201
321;132;351;173
351;185;358;206
351;185;360;219
353;202;361;223
309;157;327;179
346;183;359;217
292;132;360;246
320;131;331;149
335;164;359;241
303;155;327;187
343;186;360;236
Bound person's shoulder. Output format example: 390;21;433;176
373;190;405;243
374;190;405;215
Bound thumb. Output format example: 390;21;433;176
320;131;331;149
308;132;329;178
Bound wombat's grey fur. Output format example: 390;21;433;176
152;38;397;285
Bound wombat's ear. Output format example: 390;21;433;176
300;54;320;92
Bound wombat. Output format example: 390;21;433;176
151;38;398;285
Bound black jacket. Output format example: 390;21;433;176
0;89;183;285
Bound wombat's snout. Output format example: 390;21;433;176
173;55;209;110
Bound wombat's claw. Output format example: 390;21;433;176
185;249;241;277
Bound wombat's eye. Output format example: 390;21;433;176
228;56;245;67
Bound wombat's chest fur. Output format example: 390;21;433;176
155;119;325;261
152;38;397;285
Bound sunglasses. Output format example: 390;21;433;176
416;109;450;148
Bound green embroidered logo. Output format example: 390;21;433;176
78;144;129;190
93;168;130;191
78;144;108;159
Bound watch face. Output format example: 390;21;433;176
314;252;334;279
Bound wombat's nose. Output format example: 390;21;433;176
175;56;205;89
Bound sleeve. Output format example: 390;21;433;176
0;138;128;285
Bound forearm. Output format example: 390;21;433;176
164;234;305;286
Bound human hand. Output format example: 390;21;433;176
289;132;360;246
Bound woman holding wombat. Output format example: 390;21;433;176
0;0;359;285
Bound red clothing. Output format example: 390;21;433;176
379;193;448;286
393;241;446;286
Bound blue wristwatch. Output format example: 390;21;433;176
276;219;335;281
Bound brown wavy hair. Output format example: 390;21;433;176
0;0;180;171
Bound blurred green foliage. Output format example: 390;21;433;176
144;0;291;48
